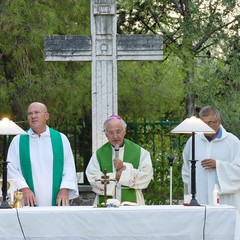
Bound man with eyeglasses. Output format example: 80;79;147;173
7;102;79;206
182;106;240;212
86;115;153;205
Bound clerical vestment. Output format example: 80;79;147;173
182;126;240;212
19;128;64;206
7;126;79;206
86;138;153;205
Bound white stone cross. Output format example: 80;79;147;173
44;0;163;153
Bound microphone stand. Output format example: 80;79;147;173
168;156;174;205
114;144;119;199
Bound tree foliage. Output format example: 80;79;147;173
0;0;91;122
1;0;240;120
118;58;185;119
117;0;240;117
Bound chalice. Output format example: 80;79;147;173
14;191;23;208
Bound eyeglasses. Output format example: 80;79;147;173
106;129;124;136
26;111;46;117
204;121;218;126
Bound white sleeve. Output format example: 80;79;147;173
118;148;153;189
59;134;79;199
182;138;192;194
217;137;240;194
86;153;116;196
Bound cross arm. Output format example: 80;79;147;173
117;34;163;61
44;35;92;61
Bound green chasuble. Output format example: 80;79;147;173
96;139;141;203
19;128;64;206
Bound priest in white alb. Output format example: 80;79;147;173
7;102;79;206
182;106;240;212
86;115;153;205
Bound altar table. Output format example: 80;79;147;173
0;205;239;240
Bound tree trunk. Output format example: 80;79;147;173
185;92;196;117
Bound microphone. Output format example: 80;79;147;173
114;144;119;159
167;156;174;166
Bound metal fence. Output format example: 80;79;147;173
2;117;239;187
50;118;187;185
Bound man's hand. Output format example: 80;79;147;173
56;188;69;206
115;166;126;181
114;158;125;171
21;187;37;207
114;158;126;181
201;159;216;169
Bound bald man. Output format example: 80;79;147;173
7;102;79;206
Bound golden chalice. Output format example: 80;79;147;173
14;191;23;208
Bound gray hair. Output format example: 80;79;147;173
199;106;221;121
103;116;127;131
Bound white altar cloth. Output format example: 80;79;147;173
0;209;24;240
0;205;239;240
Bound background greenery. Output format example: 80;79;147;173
1;0;240;204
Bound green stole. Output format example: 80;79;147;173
96;139;141;203
19;128;64;206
